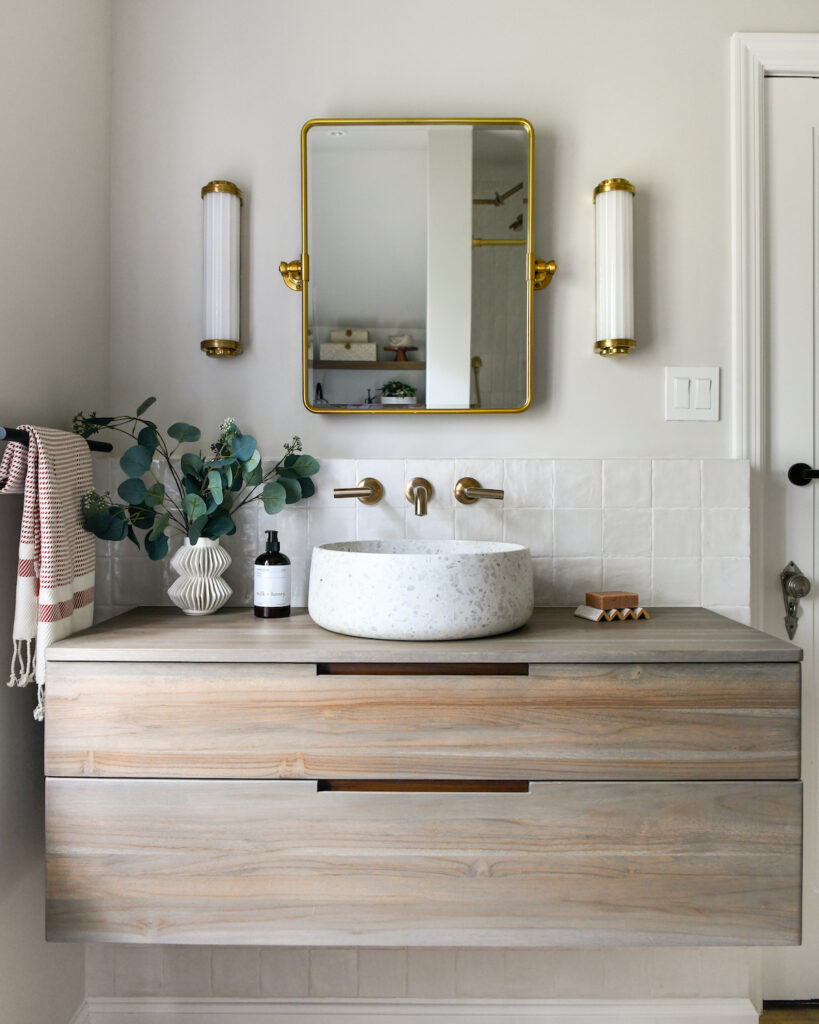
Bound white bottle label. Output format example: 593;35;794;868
254;564;291;607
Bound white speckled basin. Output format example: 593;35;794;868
308;539;534;641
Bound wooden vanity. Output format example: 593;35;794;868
44;606;802;947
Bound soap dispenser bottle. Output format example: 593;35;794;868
254;530;291;618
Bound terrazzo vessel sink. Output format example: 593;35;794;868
308;539;534;641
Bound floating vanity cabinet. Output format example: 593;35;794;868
45;607;802;947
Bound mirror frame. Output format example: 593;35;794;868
299;117;537;415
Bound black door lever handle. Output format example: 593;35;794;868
788;462;819;486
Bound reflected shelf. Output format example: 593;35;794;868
310;360;426;371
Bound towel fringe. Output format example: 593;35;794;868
7;639;42;718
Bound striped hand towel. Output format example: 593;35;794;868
0;426;95;719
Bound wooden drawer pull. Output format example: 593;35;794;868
317;780;531;793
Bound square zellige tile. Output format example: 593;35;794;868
554;460;602;509
602;509;651;558
504;508;553;557
554;509;602;558
502;459;553;509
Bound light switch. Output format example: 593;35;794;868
673;377;690;409
665;367;720;421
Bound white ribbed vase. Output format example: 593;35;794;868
168;538;232;616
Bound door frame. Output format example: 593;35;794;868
730;32;819;625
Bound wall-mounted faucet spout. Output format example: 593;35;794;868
405;477;433;517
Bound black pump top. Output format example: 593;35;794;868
265;530;280;553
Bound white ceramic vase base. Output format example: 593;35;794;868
168;538;232;616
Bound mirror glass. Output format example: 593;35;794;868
302;119;533;413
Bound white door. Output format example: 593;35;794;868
763;76;819;998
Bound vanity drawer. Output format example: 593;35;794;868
45;777;802;946
44;660;800;781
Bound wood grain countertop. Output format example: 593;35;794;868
46;606;802;664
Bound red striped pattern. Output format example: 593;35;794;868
38;586;95;623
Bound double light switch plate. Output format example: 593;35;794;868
665;366;720;421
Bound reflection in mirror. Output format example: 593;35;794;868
303;120;533;413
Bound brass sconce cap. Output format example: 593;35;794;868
201;339;242;358
201;180;244;204
593;178;635;202
594;338;636;357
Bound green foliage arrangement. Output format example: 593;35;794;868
74;397;319;561
379;380;417;398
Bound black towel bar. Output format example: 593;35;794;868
0;426;112;453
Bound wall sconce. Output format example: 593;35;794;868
593;178;635;357
201;180;243;357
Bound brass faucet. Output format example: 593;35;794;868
454;477;504;504
405;477;433;516
333;478;384;505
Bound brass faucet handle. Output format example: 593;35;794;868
405;477;433;516
333;478;384;505
454;477;504;505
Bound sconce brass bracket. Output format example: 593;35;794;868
279;258;304;291
532;257;556;290
201;339;242;358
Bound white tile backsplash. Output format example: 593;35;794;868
553;459;602;508
503;458;553;509
602;508;651;558
554;508;602;558
602;459;652;508
96;459;751;619
504;508;553;557
652;459;701;508
702;459;751;509
652;508;701;558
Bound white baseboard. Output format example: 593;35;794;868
76;996;759;1024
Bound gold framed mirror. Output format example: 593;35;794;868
280;118;555;414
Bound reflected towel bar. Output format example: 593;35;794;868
0;427;112;453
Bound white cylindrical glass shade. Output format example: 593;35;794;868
202;182;241;355
594;180;634;356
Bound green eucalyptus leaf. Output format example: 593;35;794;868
149;511;170;541
117;478;147;505
180;452;204;479
231;433;257;461
207;469;223;505
126;525;140;549
299;477;316;500
135;396;157;417
240;450;261;474
188;514;208;545
183;475;201;495
167;422;201;443
128;505;156;530
183;493;207;522
144;482;165;508
261;481;286;515
119;444;152;478
279;476;302;504
83;511;114;537
137;425;158;454
101;514;128;541
144;532;169;560
243;463;264;487
292;454;320;477
224;464;233;488
203;513;236;539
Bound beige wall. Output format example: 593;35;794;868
109;0;819;460
0;1;112;1021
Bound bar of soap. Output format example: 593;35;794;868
585;590;639;610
